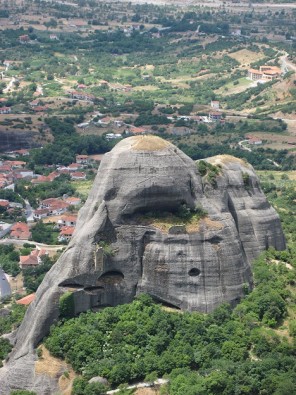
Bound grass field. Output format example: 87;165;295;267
228;49;265;66
71;180;93;199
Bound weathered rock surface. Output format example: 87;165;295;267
0;135;285;394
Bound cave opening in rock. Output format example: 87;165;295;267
150;295;181;310
98;270;124;285
188;268;201;277
58;281;84;289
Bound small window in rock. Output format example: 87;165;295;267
188;268;201;276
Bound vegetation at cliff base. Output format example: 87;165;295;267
38;170;296;394
45;246;296;395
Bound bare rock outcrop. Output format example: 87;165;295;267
0;135;285;394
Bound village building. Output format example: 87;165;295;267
0;199;9;210
33;208;50;220
29;99;40;107
71;171;86;180
12;169;34;179
248;65;282;81
31;171;59;184
70;91;95;102
106;133;122;140
0;177;9;189
67;163;80;172
0;107;11;114
64;196;81;206
19;34;29;43
5;160;26;169
246;135;263;145
89;154;105;163
247;69;263;81
5;149;29;158
126;126;147;135
0;165;12;173
39;198;69;215
10;222;31;240
209;112;223;122
210;100;220;110
58;226;75;242
19;248;48;269
16;293;35;305
76;155;90;164
33;106;48;113
57;214;77;228
98;117;112;126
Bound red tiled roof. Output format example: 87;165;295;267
5;160;26;167
16;293;35;305
41;198;59;205
64;197;81;204
60;214;77;222
0;165;12;172
31;176;50;184
60;226;75;236
71;172;86;177
20;255;38;266
11;222;29;232
0;200;9;207
130;127;146;134
248;68;263;74
14;149;29;155
34;208;50;215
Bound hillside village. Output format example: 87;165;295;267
0;149;103;286
0;1;295;394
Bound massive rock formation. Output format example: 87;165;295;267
0;135;285;394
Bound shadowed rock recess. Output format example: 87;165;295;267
0;135;285;394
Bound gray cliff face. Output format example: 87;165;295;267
0;136;285;394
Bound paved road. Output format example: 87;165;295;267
280;53;296;74
0;238;64;252
25;200;34;223
238;140;252;152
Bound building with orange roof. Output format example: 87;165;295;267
67;163;80;171
39;198;69;215
248;65;282;81
58;226;75;242
10;222;31;240
76;155;90;164
64;196;81;206
0;199;9;209
57;214;77;228
0;107;11;114
128;126;147;135
4;160;26;169
19;248;48;269
16;293;35;305
71;171;86;180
